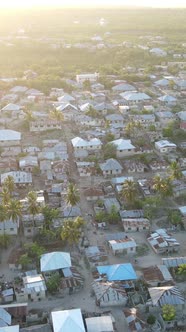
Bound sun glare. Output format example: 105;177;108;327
0;0;185;8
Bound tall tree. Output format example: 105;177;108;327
121;180;137;206
153;175;173;198
66;183;80;215
49;109;64;122
3;175;15;196
27;191;40;227
7;199;22;224
0;204;7;236
169;161;182;180
0;187;11;206
177;264;186;276
61;217;85;246
42;206;60;230
24;110;35;122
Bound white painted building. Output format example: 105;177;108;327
155;140;177;153
111;138;136;158
76;73;99;84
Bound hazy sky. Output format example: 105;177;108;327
0;0;186;8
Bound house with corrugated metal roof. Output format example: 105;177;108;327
147;286;185;308
91;281;128;307
96;263;137;284
142;265;174;287
147;229;180;254
123;308;148;332
105;233;137;255
15;270;46;302
85;316;114;332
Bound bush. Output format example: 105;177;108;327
147;315;156;325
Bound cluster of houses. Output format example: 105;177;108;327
1;34;186;331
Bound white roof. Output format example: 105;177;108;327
71;137;102;148
56;103;77;111
0;308;11;327
158;95;177;102
86;316;113;332
154;78;169;86
0;326;19;332
111;138;135;150
178;206;186;215
1;104;20;112
150;48;167;55
155;140;176;148
120;92;151;101
52;309;85;332
0;130;21;141
57;94;75;102
40;252;71;272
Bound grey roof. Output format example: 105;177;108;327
120;92;151;101
120;210;144;219
0;130;21;141
85;316;113;332
154;78;169;86
162;257;186;268
158;95;177;102
10;86;28;93
20;324;52;332
23;274;46;294
104;197;120;212
177;111;186;121
156;111;174;119
105;232;127;241
112;83;135;91
100;158;123;172
63;205;81;217
105;114;123;121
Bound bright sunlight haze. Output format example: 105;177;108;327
1;0;186;8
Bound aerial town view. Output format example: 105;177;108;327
0;0;186;331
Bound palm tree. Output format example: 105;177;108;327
3;175;15;196
0;234;11;249
61;217;85;247
177;264;186;276
169;161;182;180
27;191;40;227
42;206;60;230
121;180;137;206
153;176;173;198
49;109;64;122
24;110;35;122
0;187;10;206
7;199;22;224
66;183;80;215
0;204;7;236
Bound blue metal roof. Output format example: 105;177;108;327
97;263;137;281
